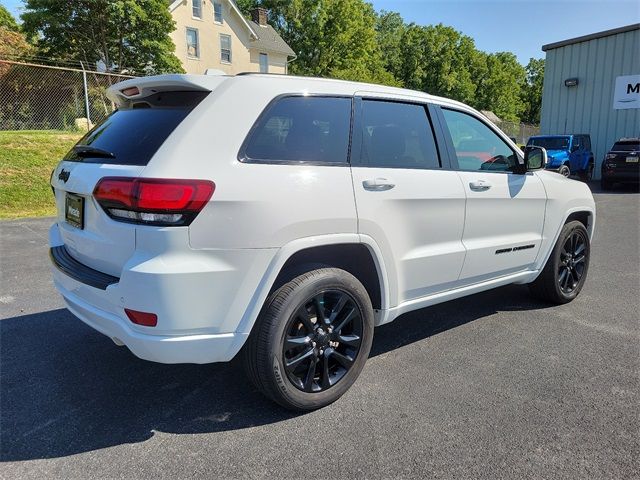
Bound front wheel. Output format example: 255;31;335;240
529;221;590;304
558;164;571;177
243;268;374;411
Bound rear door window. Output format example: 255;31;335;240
64;91;208;166
242;96;352;164
356;100;440;169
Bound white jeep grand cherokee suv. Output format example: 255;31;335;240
49;73;595;410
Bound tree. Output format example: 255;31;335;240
0;4;20;31
0;6;32;62
397;24;480;104
21;0;183;74
376;10;405;81
474;52;527;122
521;58;544;124
259;0;398;85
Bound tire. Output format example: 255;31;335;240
579;163;593;182
529;221;590;304
601;178;613;190
243;268;374;411
558;164;571;177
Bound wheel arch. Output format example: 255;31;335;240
235;234;390;336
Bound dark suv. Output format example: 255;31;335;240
601;138;640;190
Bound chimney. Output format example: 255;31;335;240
251;7;268;26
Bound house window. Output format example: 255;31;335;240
259;53;268;73
213;2;223;23
220;34;232;63
192;0;202;18
186;28;199;58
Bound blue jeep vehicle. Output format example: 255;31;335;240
526;134;594;181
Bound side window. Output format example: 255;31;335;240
186;28;199;58
259;53;269;73
573;136;581;151
441;108;519;172
192;0;202;18
358;100;440;169
584;136;591;151
213;2;223;23
220;34;232;63
243;96;352;164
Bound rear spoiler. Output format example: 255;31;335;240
106;74;230;107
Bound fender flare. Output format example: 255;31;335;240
533;206;596;275
235;233;392;335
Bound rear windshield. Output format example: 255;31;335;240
527;136;570;150
64;91;208;165
611;141;640;152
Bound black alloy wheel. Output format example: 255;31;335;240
557;230;587;294
282;289;363;393
243;268;374;411
529;220;590;304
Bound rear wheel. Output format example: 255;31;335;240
243;268;374;411
529;221;590;304
579;163;594;182
558;164;571;177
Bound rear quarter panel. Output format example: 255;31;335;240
140;76;359;249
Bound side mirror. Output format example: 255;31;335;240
524;146;547;171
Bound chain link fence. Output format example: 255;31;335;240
498;120;540;145
0;59;134;132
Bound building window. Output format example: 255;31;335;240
220;34;232;63
192;0;202;18
259;53;268;73
213;2;223;23
186;28;199;58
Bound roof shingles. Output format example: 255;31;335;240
247;20;295;57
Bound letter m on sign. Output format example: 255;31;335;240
614;75;640;110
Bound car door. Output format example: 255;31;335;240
350;96;467;305
436;106;546;283
569;135;584;172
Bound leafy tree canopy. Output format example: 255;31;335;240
521;58;545;123
21;0;183;74
0;4;20;31
237;2;543;123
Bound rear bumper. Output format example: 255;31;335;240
49;223;276;364
601;168;640;182
57;284;248;363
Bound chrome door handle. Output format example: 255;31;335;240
362;178;395;191
469;180;491;191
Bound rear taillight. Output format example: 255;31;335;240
94;177;214;226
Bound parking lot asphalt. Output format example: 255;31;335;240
1;185;639;479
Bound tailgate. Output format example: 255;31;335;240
52;162;144;277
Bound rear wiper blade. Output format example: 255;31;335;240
73;145;115;158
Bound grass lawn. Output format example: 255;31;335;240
0;130;82;219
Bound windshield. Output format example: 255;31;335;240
527;136;570;151
64;91;208;165
611;141;639;152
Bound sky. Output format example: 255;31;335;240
2;0;639;65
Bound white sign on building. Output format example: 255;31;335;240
613;74;640;110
